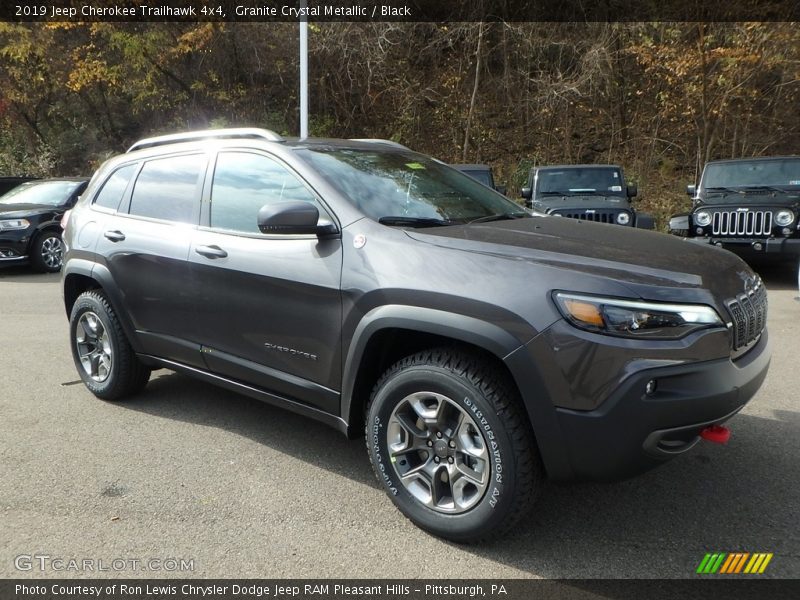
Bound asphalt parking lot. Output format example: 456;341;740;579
1;264;798;579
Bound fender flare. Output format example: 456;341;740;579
340;304;528;434
62;261;144;354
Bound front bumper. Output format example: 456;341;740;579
0;231;31;262
508;325;771;482
686;236;800;257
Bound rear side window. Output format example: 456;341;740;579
93;164;137;211
128;154;205;223
210;151;321;234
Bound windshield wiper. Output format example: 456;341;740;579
704;186;743;195
378;216;454;228
740;185;790;194
468;212;530;224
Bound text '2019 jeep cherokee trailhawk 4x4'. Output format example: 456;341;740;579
62;129;771;542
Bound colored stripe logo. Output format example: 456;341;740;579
696;552;773;574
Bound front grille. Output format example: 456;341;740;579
552;209;630;225
725;278;767;351
711;210;773;236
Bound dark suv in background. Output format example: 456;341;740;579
669;156;800;264
521;164;654;229
62;129;770;542
0;178;88;272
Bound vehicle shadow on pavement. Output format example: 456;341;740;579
0;266;60;283
754;262;797;292
116;371;799;577
470;409;800;578
118;371;379;488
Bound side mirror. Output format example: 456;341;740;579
257;201;337;236
626;184;638;198
495;185;507;196
686;184;696;197
520;187;532;200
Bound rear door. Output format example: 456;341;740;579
188;150;343;414
93;152;207;366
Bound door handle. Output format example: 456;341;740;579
195;245;228;259
103;230;125;242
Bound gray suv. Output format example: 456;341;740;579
62;129;771;542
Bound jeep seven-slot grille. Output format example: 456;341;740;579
551;209;630;225
725;279;767;351
711;210;773;237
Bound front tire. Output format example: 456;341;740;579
69;290;150;400
366;348;542;542
30;230;64;273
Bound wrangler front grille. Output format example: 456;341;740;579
552;209;630;225
711;210;773;237
725;278;767;351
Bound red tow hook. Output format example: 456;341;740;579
700;424;731;444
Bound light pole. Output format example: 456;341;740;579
299;1;308;139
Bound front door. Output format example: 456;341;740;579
188;150;343;414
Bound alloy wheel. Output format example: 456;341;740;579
387;391;490;514
75;312;113;382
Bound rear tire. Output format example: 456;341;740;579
30;230;64;273
69;290;150;400
366;348;542;543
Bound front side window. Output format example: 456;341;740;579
128;154;205;223
210;152;320;234
94;164;137;211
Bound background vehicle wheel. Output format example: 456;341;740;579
366;348;542;543
69;290;150;400
30;230;65;273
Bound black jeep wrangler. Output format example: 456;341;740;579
669;156;800;264
62;129;769;542
451;164;507;195
521;164;654;229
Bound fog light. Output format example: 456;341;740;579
783;227;792;236
696;227;704;235
646;380;657;395
753;242;763;251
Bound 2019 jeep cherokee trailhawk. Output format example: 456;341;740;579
62;128;771;542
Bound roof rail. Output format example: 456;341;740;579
128;128;284;153
348;138;410;150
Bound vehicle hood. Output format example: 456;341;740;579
405;217;754;303
536;195;630;210
0;203;58;218
698;189;800;205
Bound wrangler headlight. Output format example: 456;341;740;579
775;210;794;227
0;219;30;231
554;292;723;339
616;212;631;225
694;211;712;227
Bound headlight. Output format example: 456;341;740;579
0;219;30;231
616;212;631;225
775;210;794;227
694;211;712;227
553;292;723;339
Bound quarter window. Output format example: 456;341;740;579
93;164;137;211
210;152;321;234
128;154;205;223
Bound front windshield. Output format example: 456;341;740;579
0;181;81;206
535;167;624;196
702;158;800;190
297;148;525;224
